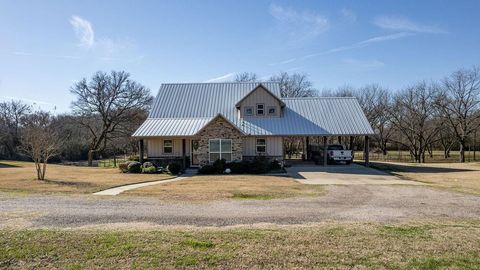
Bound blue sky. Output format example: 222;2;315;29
1;0;479;112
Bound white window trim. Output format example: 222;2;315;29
256;103;265;116
256;138;266;154
267;106;276;115
244;106;254;116
163;139;173;154
209;139;233;162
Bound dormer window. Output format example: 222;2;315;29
244;106;253;116
256;104;264;116
268;106;276;115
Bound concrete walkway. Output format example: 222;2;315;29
94;176;188;196
286;164;425;185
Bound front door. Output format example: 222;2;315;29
191;140;200;166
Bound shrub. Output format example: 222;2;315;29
249;156;270;174
118;162;130;173
142;166;157;174
212;159;226;174
167;162;182;175
127;161;142;173
269;159;282;171
143;161;154;168
128;155;140;161
225;161;248;174
198;164;216;174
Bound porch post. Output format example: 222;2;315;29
364;136;370;167
323;136;328;166
139;139;144;164
338;136;342;144
182;139;186;169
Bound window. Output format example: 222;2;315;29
163;140;173;154
244;106;253;116
267;106;276;115
256;104;264;115
256;138;266;153
209;139;232;162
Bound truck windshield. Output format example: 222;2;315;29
328;145;344;150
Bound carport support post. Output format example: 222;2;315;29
349;136;354;159
305;136;309;160
182;139;186;169
323;136;328;166
139;139;144;164
364;136;369;167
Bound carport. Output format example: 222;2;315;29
278;97;374;167
302;135;370;167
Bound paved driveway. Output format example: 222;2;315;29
286;164;424;185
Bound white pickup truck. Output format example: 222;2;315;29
311;144;353;165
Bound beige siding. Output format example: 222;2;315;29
146;138;190;157
243;137;283;156
239;87;281;117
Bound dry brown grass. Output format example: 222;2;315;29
1;220;479;269
0;160;172;194
372;161;480;195
125;174;324;201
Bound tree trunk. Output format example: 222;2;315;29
41;161;47;180
88;150;94;166
459;141;466;163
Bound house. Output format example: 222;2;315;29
132;82;374;168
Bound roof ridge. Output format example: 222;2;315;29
282;96;357;99
161;81;280;85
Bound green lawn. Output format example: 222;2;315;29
1;221;479;269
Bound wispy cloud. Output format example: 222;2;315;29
10;51;80;59
342;58;385;69
269;32;412;66
340;8;357;23
70;15;95;48
204;72;236;82
269;3;329;41
373;15;447;34
268;58;296;66
1;96;53;105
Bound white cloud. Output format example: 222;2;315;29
342;58;385;69
70;15;95;48
303;32;412;58
204;72;236;82
269;3;329;41
373;15;447;34
340;8;356;23
270;32;412;66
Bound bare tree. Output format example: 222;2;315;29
437;67;480;162
70;71;152;166
0;100;31;159
21;111;62;180
270;72;318;97
235;72;259;82
389;82;441;163
356;84;394;156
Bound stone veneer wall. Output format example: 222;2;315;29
196;117;243;166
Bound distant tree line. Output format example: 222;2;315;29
235;67;480;163
0;71;152;170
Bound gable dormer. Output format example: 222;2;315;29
235;84;285;118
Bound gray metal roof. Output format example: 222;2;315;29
132;117;213;137
133;82;374;137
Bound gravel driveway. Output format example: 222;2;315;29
1;185;479;228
